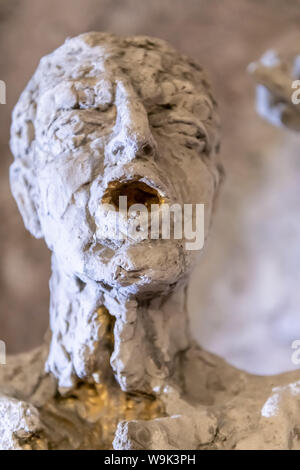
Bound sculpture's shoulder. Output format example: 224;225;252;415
0;396;48;450
0;344;56;406
0;344;56;450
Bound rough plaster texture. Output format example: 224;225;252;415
2;0;300;378
1;32;300;450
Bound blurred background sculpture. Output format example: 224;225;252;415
1;31;300;451
249;43;300;131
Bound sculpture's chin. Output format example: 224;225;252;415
115;241;184;282
83;240;187;294
110;266;184;296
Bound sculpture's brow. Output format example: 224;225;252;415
46;106;115;127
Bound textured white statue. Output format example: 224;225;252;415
1;32;300;450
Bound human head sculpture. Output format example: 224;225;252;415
10;32;222;299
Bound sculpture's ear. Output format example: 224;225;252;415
10;160;43;239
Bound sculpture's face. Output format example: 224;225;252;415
10;35;221;296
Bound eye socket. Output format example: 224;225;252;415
141;143;154;156
112;143;125;156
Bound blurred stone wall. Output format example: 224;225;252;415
1;0;300;374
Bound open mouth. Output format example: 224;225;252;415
102;180;164;211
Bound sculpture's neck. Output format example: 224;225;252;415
46;255;191;394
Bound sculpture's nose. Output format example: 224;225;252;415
105;82;157;164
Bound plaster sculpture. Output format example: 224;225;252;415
1;32;300;450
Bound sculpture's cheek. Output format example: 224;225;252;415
166;153;215;211
37;155;94;220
